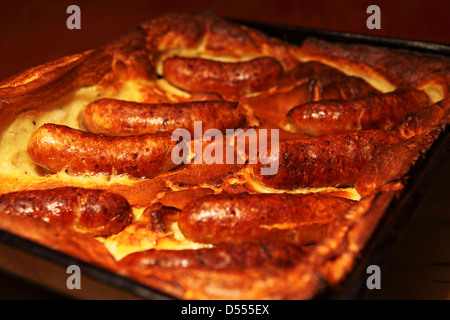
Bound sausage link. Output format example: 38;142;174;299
119;242;306;270
27;124;182;178
82;98;247;136
162;56;283;96
279;61;379;100
178;193;354;245
252;130;400;189
286;89;430;136
0;187;132;237
355;131;438;196
241;62;379;128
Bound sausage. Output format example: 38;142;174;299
240;62;379;128
119;242;306;270
27;124;183;178
0;187;132;237
82;98;247;136
178;193;355;245
279;61;379;100
286;89;430;136
252;130;401;190
162;56;283;96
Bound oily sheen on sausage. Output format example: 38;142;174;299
27;124;182;178
0;187;132;237
178;193;355;245
162;56;283;96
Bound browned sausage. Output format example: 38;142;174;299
178;193;355;245
162;56;283;95
279;61;379;100
119;242;307;270
82;98;247;136
240;62;379;128
27;124;183;178
0;187;132;237
286;89;430;136
252;130;401;190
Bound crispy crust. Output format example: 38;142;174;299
297;37;450;100
0;211;119;272
0;12;449;300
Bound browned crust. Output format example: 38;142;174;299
0;161;245;209
305;191;399;288
0;211;119;272
0;11;448;300
0;26;154;132
141;12;302;70
298;37;450;94
397;97;450;138
355;129;444;196
117;242;315;300
116;191;400;300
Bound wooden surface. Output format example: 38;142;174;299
0;0;448;300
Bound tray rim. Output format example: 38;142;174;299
229;17;450;55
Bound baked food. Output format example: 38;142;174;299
0;11;448;299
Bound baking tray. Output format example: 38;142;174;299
0;16;448;300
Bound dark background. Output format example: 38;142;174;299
0;0;449;299
1;0;449;81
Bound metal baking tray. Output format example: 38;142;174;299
0;15;448;300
